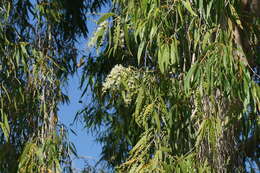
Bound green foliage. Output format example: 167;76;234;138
81;0;260;172
0;0;108;172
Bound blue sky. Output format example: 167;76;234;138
59;74;102;171
58;7;109;170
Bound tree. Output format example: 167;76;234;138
80;0;260;172
0;0;107;172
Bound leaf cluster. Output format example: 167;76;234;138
81;0;260;172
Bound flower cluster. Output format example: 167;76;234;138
102;64;140;104
102;64;128;92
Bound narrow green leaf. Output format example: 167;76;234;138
97;13;115;24
163;44;170;71
158;44;164;73
206;0;213;19
170;41;177;65
135;88;144;116
1;85;11;102
182;1;197;17
184;63;198;93
149;25;157;43
153;111;161;131
137;41;145;65
0;113;10;141
113;20;121;55
202;31;210;50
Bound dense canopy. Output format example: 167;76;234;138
0;0;259;172
0;0;107;172
81;0;260;172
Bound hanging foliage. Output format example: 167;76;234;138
0;0;108;172
81;0;260;172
